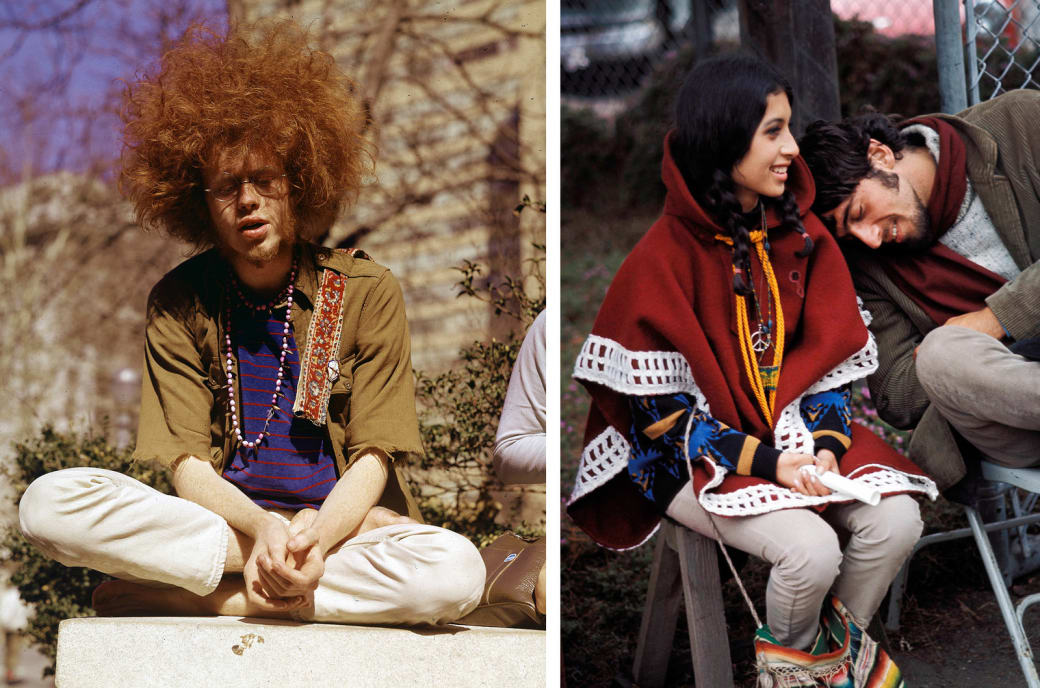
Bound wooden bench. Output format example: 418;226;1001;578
633;519;734;687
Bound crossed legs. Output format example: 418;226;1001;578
917;325;1040;468
19;468;485;625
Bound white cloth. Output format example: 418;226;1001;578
0;588;28;632
493;311;547;484
19;467;485;625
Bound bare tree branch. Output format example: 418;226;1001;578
0;0;96;31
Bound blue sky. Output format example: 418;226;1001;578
0;0;226;183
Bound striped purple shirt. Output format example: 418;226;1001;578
222;305;337;510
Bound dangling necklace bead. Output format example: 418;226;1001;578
715;202;786;427
223;259;298;450
750;205;773;358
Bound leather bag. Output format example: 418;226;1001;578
458;532;545;629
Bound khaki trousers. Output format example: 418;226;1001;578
666;488;922;650
19;468;485;626
917;325;1040;468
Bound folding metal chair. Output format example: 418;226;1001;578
885;461;1040;687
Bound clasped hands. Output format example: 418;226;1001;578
776;449;839;497
244;508;324;612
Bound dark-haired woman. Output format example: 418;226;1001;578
567;54;937;653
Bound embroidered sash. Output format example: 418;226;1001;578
293;248;372;425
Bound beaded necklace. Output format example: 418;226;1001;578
223;258;298;450
715;203;785;427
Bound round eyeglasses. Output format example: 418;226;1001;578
204;173;288;202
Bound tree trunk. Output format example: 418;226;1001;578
738;0;840;134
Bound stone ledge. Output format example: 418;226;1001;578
56;616;545;687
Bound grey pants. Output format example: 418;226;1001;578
917;325;1040;468
666;488;922;650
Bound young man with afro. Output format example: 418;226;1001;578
17;20;486;625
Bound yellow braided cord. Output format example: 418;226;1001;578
721;219;785;428
714;230;767;246
735;292;773;427
757;241;785;415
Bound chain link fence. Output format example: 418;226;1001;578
560;1;1040;110
560;0;940;103
560;0;736;100
966;0;1040;103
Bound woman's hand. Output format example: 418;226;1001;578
776;450;838;497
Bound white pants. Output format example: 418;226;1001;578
666;488;922;650
18;468;485;626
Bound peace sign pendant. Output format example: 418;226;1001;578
751;326;770;353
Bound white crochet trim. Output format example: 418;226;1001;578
568;426;661;551
569;426;631;504
573;335;709;405
697;462;938;517
771;329;878;453
856;296;873;327
570;321;884;513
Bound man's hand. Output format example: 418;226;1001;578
255;509;324;599
244;514;306;612
776;450;838;497
944;306;1005;339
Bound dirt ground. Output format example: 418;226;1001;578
738;538;1040;687
889;580;1040;686
575;527;1040;687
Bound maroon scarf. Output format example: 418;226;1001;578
877;117;1006;326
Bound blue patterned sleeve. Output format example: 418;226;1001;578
626;394;782;500
799;385;853;459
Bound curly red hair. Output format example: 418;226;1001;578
120;20;371;246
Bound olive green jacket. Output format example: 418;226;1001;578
848;89;1040;490
132;242;424;519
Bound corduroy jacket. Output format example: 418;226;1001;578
132;242;424;520
847;89;1040;490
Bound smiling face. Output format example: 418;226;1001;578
202;149;295;277
730;91;799;212
822;142;937;252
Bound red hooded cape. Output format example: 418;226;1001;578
568;133;936;551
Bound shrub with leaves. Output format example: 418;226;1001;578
1;426;170;675
414;229;546;548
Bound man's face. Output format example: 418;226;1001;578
202;149;295;272
823;165;935;253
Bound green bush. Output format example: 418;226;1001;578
1;426;170;675
414;238;546;548
560;107;621;209
834;17;940;118
561;16;946;217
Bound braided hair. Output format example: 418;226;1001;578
672;54;813;296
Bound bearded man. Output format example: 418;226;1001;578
18;20;485;625
800;90;1040;499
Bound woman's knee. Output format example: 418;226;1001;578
858;495;923;556
773;523;843;592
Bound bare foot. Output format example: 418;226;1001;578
92;578;300;620
352;506;418;537
92;580;211;617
